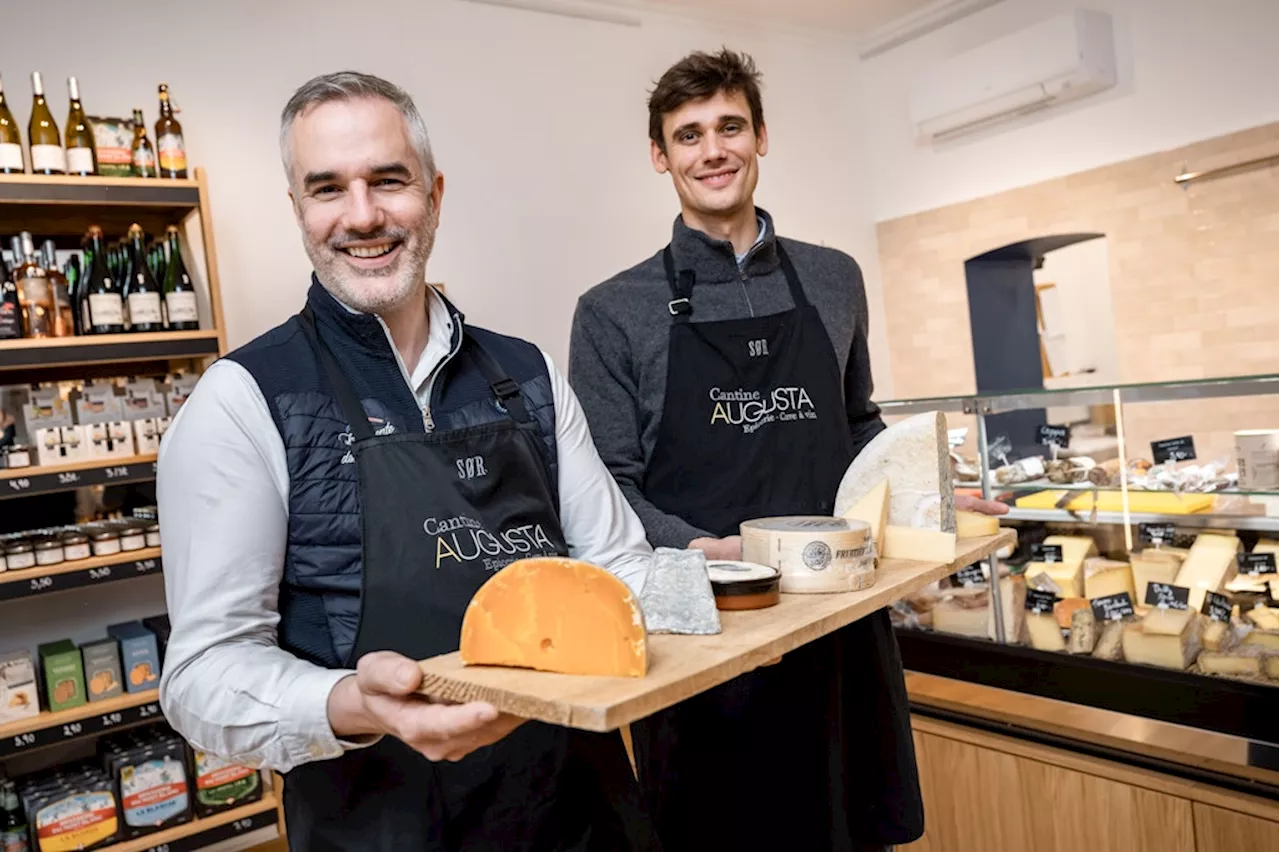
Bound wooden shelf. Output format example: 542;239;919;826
0;547;161;602
0;454;157;500
0;689;161;758
0;173;202;247
101;796;280;852
0;329;220;372
0;172;200;203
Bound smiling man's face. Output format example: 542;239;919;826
651;88;767;229
286;96;443;314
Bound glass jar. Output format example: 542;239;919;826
119;523;146;552
90;530;121;557
61;532;91;561
144;523;161;549
5;540;35;570
5;444;31;468
33;537;64;566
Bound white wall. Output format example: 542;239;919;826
860;0;1280;222
0;0;891;390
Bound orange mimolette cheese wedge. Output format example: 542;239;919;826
460;557;648;678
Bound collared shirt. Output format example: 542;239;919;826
157;285;653;772
734;216;768;267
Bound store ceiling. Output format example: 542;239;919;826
588;0;941;36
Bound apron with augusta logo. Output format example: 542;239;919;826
282;308;660;852
629;242;922;850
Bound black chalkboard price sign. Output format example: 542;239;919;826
1091;592;1136;622
1144;582;1190;610
1201;591;1232;623
1151;436;1197;464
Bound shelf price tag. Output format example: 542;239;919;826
1031;543;1063;564
1237;552;1277;575
1139;523;1177;546
987;434;1013;468
7;477;31;492
951;564;986;587
1091;592;1135;622
1151;436;1197;464
1144;582;1190;610
1025;588;1058;615
1201;591;1232;623
1037;424;1071;448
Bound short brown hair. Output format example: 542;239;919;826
648;49;764;151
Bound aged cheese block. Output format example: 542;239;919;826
1121;618;1201;671
1067;607;1098;655
1130;550;1183;603
1198;646;1268;678
985;575;1025;642
1084;558;1136;602
883;526;956;562
833;412;956;534
841;478;889;555
956;510;1000;538
1054;598;1091;630
1092;620;1125;661
1244;606;1280;631
1026;613;1067;652
1025;535;1097;598
1202;619;1238;652
460;557;647;677
1175;534;1241;611
639;548;721;635
1267;654;1280;680
1242;629;1279;651
1142;607;1194;637
1253;540;1279;556
741;517;874;594
932;596;989;638
1014;490;1215;514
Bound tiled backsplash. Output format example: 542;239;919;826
876;123;1278;465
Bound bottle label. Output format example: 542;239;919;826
165;290;198;323
30;144;66;173
89;293;124;326
0;142;22;170
157;133;186;172
127;292;162;325
66;147;94;174
121;756;189;828
133;146;156;174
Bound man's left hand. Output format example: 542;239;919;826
955;494;1009;516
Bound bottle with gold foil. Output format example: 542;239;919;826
123;224;163;332
163;226;199;330
130;109;157;178
65;76;97;177
0;75;23;174
155;84;187;179
28;72;66;175
82;226;125;335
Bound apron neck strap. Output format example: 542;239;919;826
464;336;533;424
662;240;811;322
299;306;376;442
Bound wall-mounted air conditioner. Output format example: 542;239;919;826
908;9;1117;142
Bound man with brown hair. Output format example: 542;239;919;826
570;49;1003;850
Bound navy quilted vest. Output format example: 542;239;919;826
227;279;558;667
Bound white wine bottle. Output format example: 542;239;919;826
28;72;66;175
65;76;97;177
124;223;163;332
0;75;23;174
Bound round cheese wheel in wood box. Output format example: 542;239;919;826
740;516;876;594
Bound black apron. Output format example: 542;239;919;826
629;244;921;851
283;309;660;852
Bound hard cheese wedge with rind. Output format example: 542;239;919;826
460;557;647;677
833;412;956;534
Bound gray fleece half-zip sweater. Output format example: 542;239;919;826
568;208;886;548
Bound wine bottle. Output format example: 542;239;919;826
163;226;199;330
41;239;74;336
124;224;163;332
0;780;30;852
0;252;20;339
65;76;97;177
155;84;187;179
130;108;157;178
0;76;24;174
64;253;82;335
82;226;124;334
28;72;66;176
14;232;54;337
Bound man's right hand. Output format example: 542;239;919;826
688;535;743;561
328;651;525;762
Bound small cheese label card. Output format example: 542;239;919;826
1151;435;1196;464
1144;582;1190;610
1091;592;1136;622
1032;543;1063;564
1025;588;1058;615
1237;552;1277;575
1139;523;1177;546
1037;424;1071;448
1201;591;1232;623
987;434;1013;467
951;564;986;587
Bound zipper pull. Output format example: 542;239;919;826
422;406;435;432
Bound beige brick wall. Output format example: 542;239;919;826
876;124;1278;466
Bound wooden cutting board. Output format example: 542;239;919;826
417;531;1015;731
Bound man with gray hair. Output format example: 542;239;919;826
157;71;658;850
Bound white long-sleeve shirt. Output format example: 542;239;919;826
157;286;652;772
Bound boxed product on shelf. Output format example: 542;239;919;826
35;425;88;466
37;640;87;712
106;623;160;693
141;614;172;665
164;373;200;416
19;387;74;443
81;639;124;703
132;418;163;455
101;729;193;838
17;763;121;852
0;649;39;723
190;748;263;818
